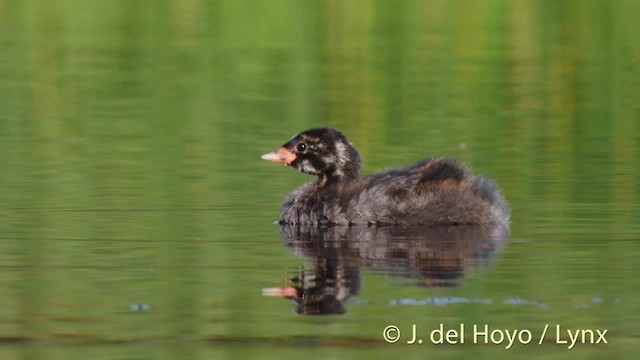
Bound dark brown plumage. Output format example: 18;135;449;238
262;127;510;226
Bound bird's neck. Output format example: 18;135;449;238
317;172;357;189
317;175;332;189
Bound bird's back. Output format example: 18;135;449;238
281;157;510;226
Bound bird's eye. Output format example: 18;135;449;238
296;142;307;152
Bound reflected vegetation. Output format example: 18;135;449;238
264;223;509;314
0;0;639;358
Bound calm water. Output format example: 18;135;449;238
1;1;639;359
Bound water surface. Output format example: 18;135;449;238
0;1;639;359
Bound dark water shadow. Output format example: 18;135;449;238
263;224;510;315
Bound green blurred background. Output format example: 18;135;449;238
0;0;638;359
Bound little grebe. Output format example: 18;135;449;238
262;127;510;226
